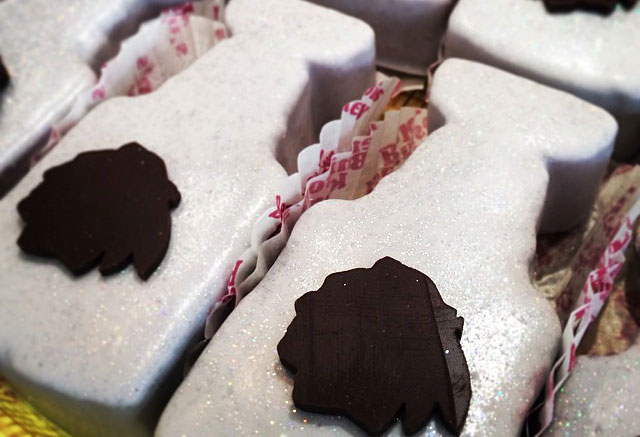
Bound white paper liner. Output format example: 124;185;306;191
32;0;227;164
203;78;428;339
527;197;640;436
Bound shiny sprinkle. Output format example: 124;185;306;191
547;341;640;435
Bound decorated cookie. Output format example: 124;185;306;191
156;59;616;436
445;0;640;159
0;0;374;435
306;0;456;74
545;338;640;436
0;0;188;196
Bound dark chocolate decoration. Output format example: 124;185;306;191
277;257;471;436
625;218;640;326
0;56;9;91
17;142;181;280
543;0;637;14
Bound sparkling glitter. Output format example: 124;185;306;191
547;340;640;435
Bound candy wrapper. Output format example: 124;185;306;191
202;78;428;341
33;0;227;163
527;174;640;436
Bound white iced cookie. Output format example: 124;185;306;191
445;0;640;159
0;0;374;435
155;59;616;436
0;0;194;195
307;0;455;75
546;339;640;436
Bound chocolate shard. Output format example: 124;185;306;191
625;218;640;326
17;142;181;280
0;55;9;91
543;0;637;14
277;257;471;436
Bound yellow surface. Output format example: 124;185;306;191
0;378;67;437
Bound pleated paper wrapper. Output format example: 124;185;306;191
202;78;429;340
527;165;640;436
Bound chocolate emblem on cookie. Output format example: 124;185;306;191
278;257;471;436
0;56;9;91
544;0;637;14
17;143;181;280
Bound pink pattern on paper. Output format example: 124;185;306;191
568;343;576;372
91;86;106;101
226;260;243;298
268;195;290;222
215;28;226;40
136;55;150;70
529;201;640;436
175;42;188;56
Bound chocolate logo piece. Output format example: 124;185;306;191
543;0;637;13
625;218;640;326
277;257;471;436
0;56;9;91
17;143;181;280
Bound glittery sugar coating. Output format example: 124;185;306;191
0;0;375;435
0;0;189;195
546;339;640;436
156;60;616;436
306;0;456;75
446;0;640;159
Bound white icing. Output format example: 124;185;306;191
155;59;616;436
0;0;375;435
546;339;640;436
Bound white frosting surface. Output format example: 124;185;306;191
0;0;191;194
156;59;616;436
546;339;640;436
0;0;375;435
445;0;640;159
307;0;455;75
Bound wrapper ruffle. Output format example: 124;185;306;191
33;0;227;164
203;78;428;340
